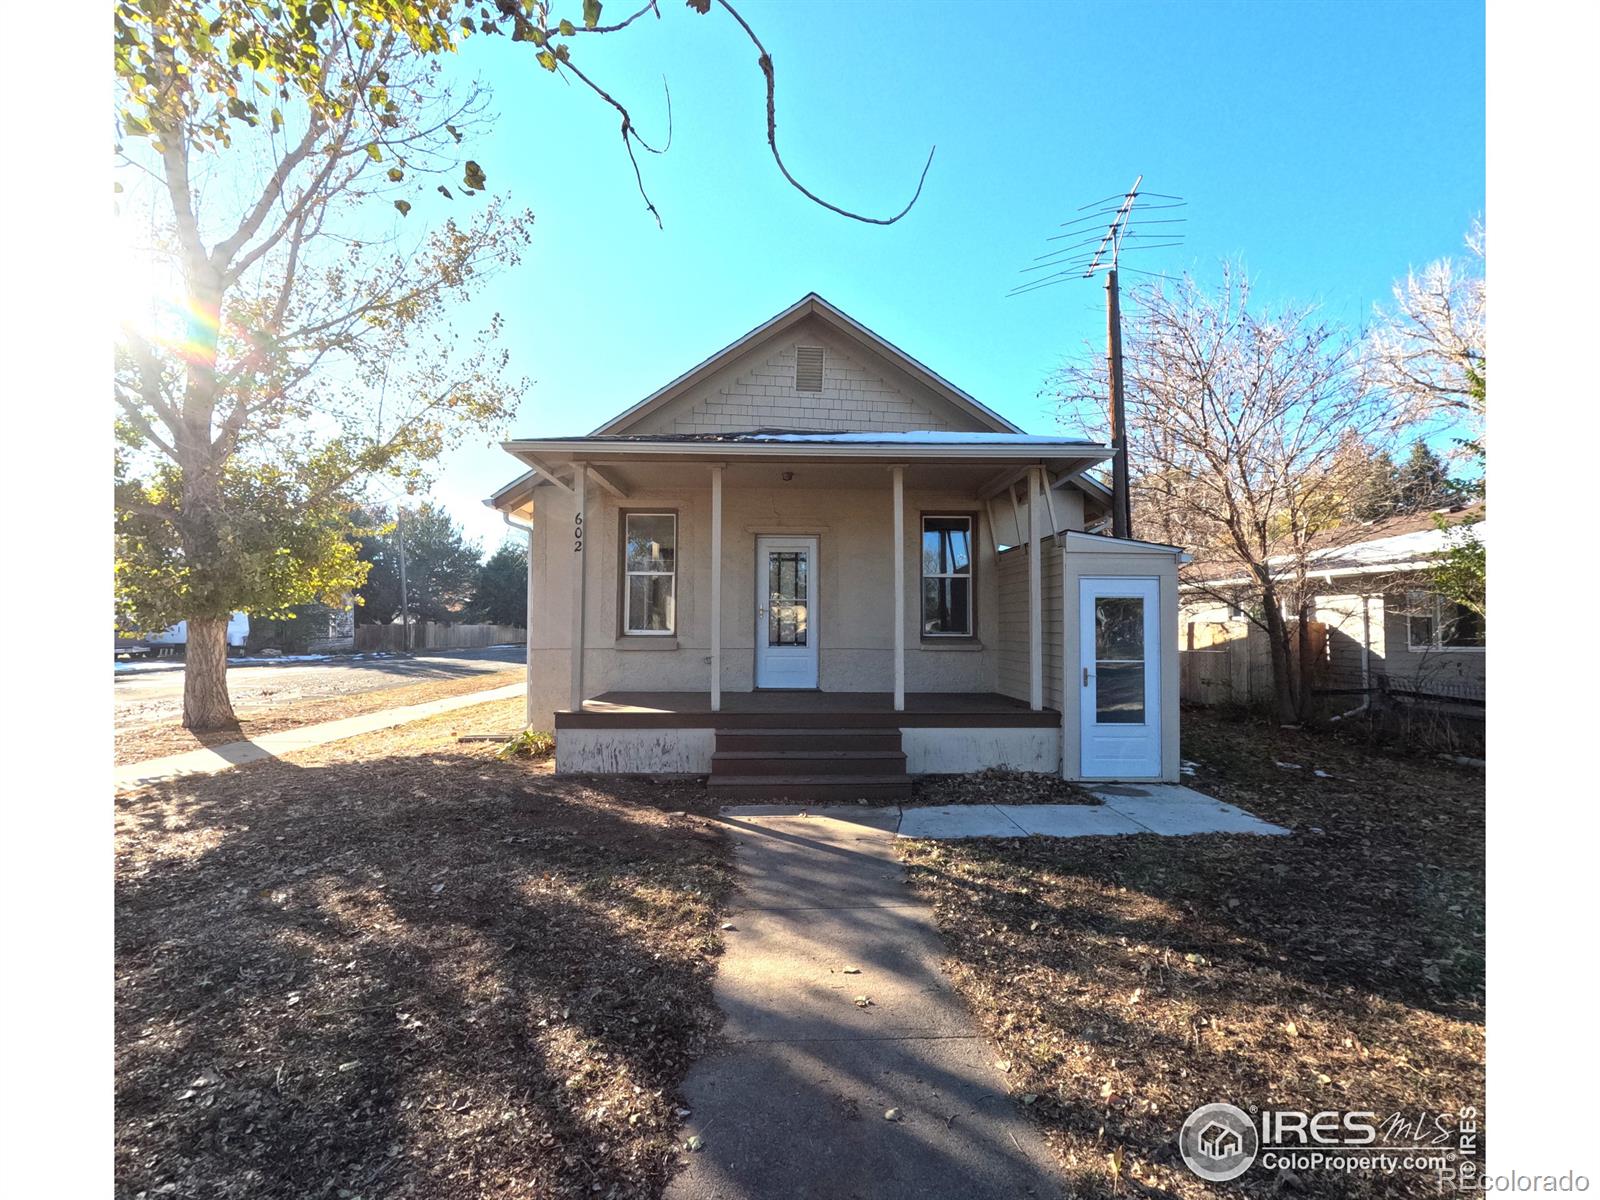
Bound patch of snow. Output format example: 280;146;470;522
1306;519;1488;570
227;653;338;665
1274;761;1304;770
740;430;1101;446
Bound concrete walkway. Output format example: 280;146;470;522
897;783;1290;840
667;806;1063;1200
114;682;524;792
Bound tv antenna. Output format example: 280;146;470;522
1008;175;1186;539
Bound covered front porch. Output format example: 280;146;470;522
553;688;1065;786
559;688;1060;726
497;431;1116;723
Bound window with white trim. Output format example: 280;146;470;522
921;515;973;637
623;513;676;635
1404;589;1484;650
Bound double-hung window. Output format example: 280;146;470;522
1404;589;1485;651
623;513;676;635
921;515;973;637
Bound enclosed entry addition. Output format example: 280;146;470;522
1079;576;1162;778
754;535;819;689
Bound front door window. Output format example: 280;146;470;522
767;551;808;646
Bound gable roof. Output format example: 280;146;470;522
1183;504;1485;588
593;293;1023;436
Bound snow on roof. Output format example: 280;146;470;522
735;430;1098;445
1182;505;1485;587
1306;518;1487;571
523;429;1101;446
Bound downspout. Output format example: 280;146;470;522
502;511;536;729
1329;592;1372;722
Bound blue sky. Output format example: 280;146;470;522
425;0;1485;551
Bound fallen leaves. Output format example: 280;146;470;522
115;716;736;1200
896;707;1485;1200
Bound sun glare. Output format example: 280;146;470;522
110;220;186;344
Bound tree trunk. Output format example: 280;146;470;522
183;617;238;730
1258;587;1298;725
1295;604;1315;721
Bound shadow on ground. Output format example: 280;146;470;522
115;747;731;1200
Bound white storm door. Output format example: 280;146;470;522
1079;577;1161;778
755;536;819;689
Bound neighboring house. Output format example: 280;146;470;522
487;294;1189;795
1180;506;1486;710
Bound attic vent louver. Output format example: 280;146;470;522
794;345;825;392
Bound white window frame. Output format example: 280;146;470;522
920;514;974;638
1405;589;1484;653
622;511;677;636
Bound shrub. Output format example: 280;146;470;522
497;729;555;761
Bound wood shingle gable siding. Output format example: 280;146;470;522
663;338;954;435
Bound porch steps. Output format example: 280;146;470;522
708;727;913;802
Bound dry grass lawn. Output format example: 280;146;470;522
900;708;1485;1198
114;668;524;765
115;699;732;1200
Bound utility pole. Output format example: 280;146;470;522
1007;174;1185;543
1105;267;1133;538
397;506;412;653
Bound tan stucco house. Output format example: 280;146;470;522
487;294;1186;797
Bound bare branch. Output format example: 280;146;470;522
115;388;179;461
715;0;934;225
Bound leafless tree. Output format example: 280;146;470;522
1054;265;1417;723
1364;217;1486;444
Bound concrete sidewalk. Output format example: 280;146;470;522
897;783;1290;840
667;806;1062;1200
114;682;524;792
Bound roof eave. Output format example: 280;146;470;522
502;437;1112;471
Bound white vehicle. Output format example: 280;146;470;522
138;613;251;650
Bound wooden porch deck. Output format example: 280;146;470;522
556;690;1060;729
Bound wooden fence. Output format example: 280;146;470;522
1179;619;1326;708
355;622;525;653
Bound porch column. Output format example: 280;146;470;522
568;463;587;713
1060;526;1071;779
710;464;723;712
892;465;906;711
1028;465;1044;711
524;518;536;728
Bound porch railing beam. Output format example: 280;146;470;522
569;464;587;713
892;465;906;711
710;464;724;713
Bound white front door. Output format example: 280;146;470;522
1079;577;1162;779
755;536;819;689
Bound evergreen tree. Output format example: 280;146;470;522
355;504;482;625
1393;440;1457;513
467;540;529;626
1349;450;1400;520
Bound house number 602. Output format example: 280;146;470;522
573;512;584;554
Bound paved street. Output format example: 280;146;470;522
114;644;525;728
